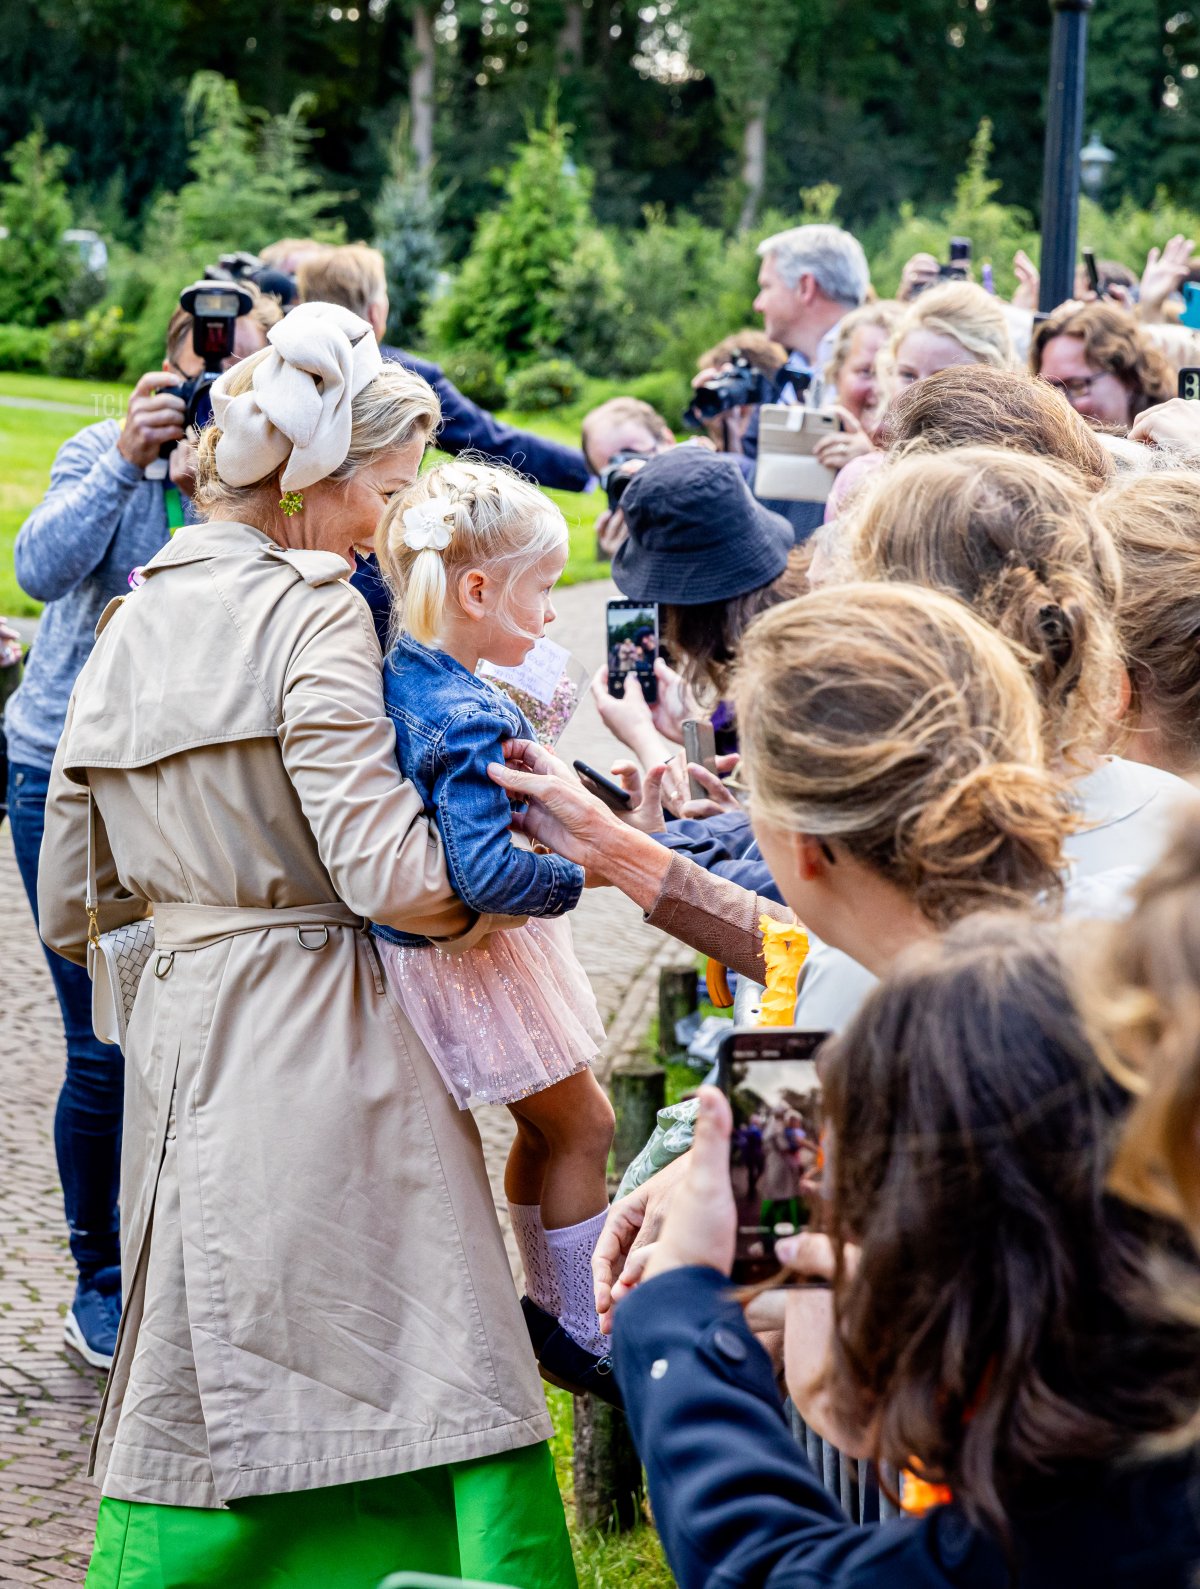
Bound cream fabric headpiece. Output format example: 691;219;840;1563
211;302;384;491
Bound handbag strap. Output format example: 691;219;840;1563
86;786;101;950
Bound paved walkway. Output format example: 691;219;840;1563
0;577;687;1584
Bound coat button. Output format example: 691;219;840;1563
650;1358;669;1380
713;1327;748;1363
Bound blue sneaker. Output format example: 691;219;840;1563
64;1266;121;1371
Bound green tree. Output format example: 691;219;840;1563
373;120;444;346
430;106;592;363
0;125;75;325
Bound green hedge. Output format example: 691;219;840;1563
507;358;586;413
0;323;51;372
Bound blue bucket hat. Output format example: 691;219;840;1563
612;447;795;604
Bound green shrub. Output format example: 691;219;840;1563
627;369;690;428
0;127;76;327
430;108;592;364
506;357;586;412
440;347;507;410
0;323;51;372
47;304;135;381
552;227;628;377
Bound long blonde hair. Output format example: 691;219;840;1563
377;457;567;646
734;583;1074;927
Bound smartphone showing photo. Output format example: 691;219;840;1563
607;600;660;704
716;1026;828;1285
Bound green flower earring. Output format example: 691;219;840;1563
279;490;304;517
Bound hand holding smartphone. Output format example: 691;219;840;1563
716;1026;828;1285
682;717;717;802
606;599;660;705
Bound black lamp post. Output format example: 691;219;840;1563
1038;0;1094;314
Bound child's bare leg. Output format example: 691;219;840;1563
509;1070;614;1230
505;1111;549;1206
510;1071;615;1357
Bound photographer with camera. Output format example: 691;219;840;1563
694;224;870;539
3;282;277;1372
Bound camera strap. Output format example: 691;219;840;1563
163;484;186;535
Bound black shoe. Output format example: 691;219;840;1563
520;1295;559;1354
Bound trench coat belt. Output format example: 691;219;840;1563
151;900;367;952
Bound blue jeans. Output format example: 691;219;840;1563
7;760;122;1283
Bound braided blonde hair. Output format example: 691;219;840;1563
377;457;567;645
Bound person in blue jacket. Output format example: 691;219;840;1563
609;913;1200;1588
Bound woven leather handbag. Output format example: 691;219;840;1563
85;791;154;1048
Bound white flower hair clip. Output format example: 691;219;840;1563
402;496;456;553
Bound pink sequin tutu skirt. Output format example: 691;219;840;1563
377;917;605;1109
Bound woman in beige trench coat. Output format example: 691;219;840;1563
37;304;575;1588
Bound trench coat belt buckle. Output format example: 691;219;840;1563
149;901;367;955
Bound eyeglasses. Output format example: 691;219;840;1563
1044;374;1101;400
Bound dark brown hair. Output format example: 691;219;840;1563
662;542;812;699
877;364;1112;490
1030;301;1175;419
821;914;1200;1545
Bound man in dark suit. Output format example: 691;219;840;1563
296;244;590;492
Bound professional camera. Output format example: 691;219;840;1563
599;449;653;512
205;251;265;285
683;354;776;431
161;279;254;457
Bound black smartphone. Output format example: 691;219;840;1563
1180;368;1200;401
716;1026;829;1285
607;599;660;705
1083;247;1103;298
573;758;633;812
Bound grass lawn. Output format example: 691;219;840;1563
0;373;609;619
545;1384;674;1589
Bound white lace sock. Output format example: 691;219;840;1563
544;1210;609;1359
508;1202;561;1316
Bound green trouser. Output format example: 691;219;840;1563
86;1441;576;1589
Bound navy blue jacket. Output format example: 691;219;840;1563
613;1265;1200;1589
382;345;590;492
655;810;783;902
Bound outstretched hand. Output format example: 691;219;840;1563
490;740;615;885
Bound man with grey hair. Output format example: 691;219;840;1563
751;223;870;411
730;222;870;536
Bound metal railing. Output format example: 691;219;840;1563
787;1404;899;1523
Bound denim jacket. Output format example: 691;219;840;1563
372;633;584;946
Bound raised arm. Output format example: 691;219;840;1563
14;424;149;603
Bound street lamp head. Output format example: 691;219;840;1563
1080;130;1116;196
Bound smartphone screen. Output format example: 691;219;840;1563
716;1027;828;1285
607;600;660;703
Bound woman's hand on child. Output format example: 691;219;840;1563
491;740;615;887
